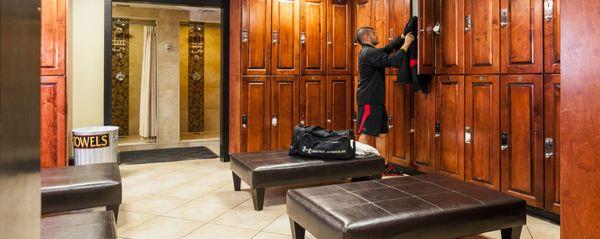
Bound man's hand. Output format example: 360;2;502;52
401;33;414;51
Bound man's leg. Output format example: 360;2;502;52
375;134;387;158
358;133;375;147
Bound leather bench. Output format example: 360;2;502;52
41;163;122;220
230;150;385;211
42;211;117;239
287;174;526;239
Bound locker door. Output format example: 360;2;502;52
500;75;544;208
388;81;412;167
465;0;500;74
326;75;352;130
353;0;372;75
327;0;353;74
371;0;389;46
300;0;327;75
300;75;327;127
272;0;300;75
241;76;271;152
435;75;465;180
413;84;436;173
242;0;271;75
271;76;299;150
40;76;67;168
41;0;66;76
389;0;411;75
436;0;465;74
465;75;500;190
544;74;561;214
544;0;560;73
500;0;543;73
419;0;436;74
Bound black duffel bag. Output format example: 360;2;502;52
289;124;355;159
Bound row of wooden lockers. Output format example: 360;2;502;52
380;73;561;215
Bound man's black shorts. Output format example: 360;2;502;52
356;104;389;136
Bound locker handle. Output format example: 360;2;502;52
300;112;305;125
465;127;472;144
500;9;509;28
242;115;248;128
501;132;509;150
388;28;394;41
464;15;472;32
327;112;332;123
242;29;248;43
327;32;332;45
271;115;278;127
434;123;441;138
544;0;554;22
545;138;554;159
300;32;306;45
272;31;278;44
352;112;357;122
388;116;393;129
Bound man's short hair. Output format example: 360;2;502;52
356;26;374;45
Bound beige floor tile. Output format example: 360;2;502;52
252;232;291;239
182;223;259;239
212;207;284;230
196;187;252;206
121;191;152;204
462;226;533;239
164;200;235;222
526;216;560;239
238;188;288;212
262;213;291;235
157;184;217;200
120;216;204;239
116;211;156;233
121;195;188;215
186;169;233;187
125;179;185;194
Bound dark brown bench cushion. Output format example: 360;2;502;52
230;150;385;189
41;163;122;215
287;174;526;239
42;211;117;239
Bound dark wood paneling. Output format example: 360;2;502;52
241;76;271;152
465;0;500;74
41;0;66;76
327;0;353;74
271;76;299;150
561;0;600;235
413;83;436;173
353;0;372;75
242;0;271;75
544;74;560;214
40;76;67;168
436;0;464;74
500;75;544;208
500;0;543;73
465;75;500;190
300;75;327;127
389;0;411;76
326;75;352;130
300;0;327;75
388;82;412;167
435;75;465;180
272;0;300;75
544;0;560;73
419;0;436;74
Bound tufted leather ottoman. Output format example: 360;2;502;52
287;174;526;239
42;163;122;220
230;150;385;211
42;211;117;239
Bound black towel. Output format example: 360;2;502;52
395;16;431;93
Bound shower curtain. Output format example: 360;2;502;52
139;26;158;140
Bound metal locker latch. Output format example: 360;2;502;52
300;32;306;44
434;123;441;138
272;31;278;44
501;132;509;150
388;28;394;41
545;138;555;159
388;116;394;129
465;127;472;144
433;22;441;35
327;32;332;45
242;29;248;43
500;9;509;27
544;0;554;22
464;15;472;32
272;116;278;127
242;115;248;128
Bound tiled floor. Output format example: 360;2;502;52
117;151;560;239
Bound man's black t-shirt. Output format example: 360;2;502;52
356;37;406;105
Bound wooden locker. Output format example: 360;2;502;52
40;76;66;168
272;0;300;75
544;74;560;214
241;76;271;152
352;76;360;132
389;0;411;76
271;76;299;150
500;0;543;74
436;0;465;74
465;75;500;190
371;0;389;46
326;75;352;130
300;0;327;75
300;75;327;127
327;0;353;74
435;75;465;180
242;0;271;75
388;82;412;167
374;76;392;159
419;0;436;74
353;0;372;75
41;0;66;76
413;83;436;173
544;0;560;73
500;75;544;208
464;0;500;74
